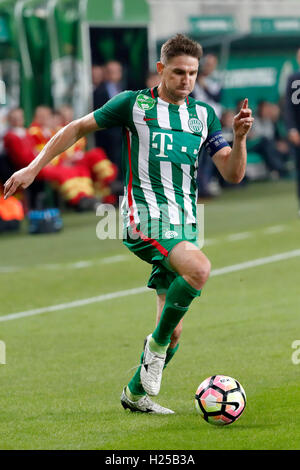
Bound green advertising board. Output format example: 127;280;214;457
219;53;296;110
0;15;9;41
0;2;21;112
187;15;299;110
252;17;300;35
189;16;236;35
86;0;149;24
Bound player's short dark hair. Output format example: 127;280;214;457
160;34;203;64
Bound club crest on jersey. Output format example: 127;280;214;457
136;94;156;111
164;230;178;239
188;118;203;134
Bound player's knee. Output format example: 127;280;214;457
189;257;211;289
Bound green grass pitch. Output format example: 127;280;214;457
0;180;300;450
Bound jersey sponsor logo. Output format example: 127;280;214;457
136;94;156;111
164;230;178;239
188;118;203;134
152;132;173;157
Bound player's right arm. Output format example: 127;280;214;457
4;90;133;199
3;112;100;199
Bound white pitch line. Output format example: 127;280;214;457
1;248;300;323
203;238;217;246
0;266;22;273
0;287;148;323
210;249;300;276
0;224;291;275
99;255;129;264
0;254;130;274
263;225;287;235
227;232;252;242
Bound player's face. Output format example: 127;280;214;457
157;55;199;103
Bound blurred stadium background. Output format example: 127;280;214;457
0;0;300;451
1;0;300;220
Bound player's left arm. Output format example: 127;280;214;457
212;99;254;183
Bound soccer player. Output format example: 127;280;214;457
4;34;253;414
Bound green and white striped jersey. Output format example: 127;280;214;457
94;86;222;238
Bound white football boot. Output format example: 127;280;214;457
121;388;174;414
140;334;166;396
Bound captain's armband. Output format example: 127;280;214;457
204;130;229;157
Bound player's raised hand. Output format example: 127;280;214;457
4;167;36;200
233;98;254;138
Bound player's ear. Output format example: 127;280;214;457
156;61;164;75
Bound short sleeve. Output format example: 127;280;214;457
207;105;222;135
93;90;133;129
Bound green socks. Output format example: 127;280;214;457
127;276;201;401
152;276;201;346
127;351;146;398
164;343;179;369
149;336;169;354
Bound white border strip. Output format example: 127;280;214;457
1;249;299;323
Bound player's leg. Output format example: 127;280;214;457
124;298;164;400
125;292;180;402
122;292;175;414
141;241;210;395
151;241;210;344
156;293;182;368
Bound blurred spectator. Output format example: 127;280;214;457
220;110;235;146
285;48;300;215
51;105;120;206
94;61;123;105
28;106;53;153
145;71;161;89
4;108;37;170
50;105;88;167
0;109;13;185
3;107;51;209
52;110;64;132
91;64;104;90
193;54;223;197
57;104;74;126
4;107;119;210
93;61;124;182
192;54;222;118
247;100;289;179
269;102;290;165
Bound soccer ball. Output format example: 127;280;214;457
195;375;246;425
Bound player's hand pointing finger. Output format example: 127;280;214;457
233;98;254;137
4;167;36;199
